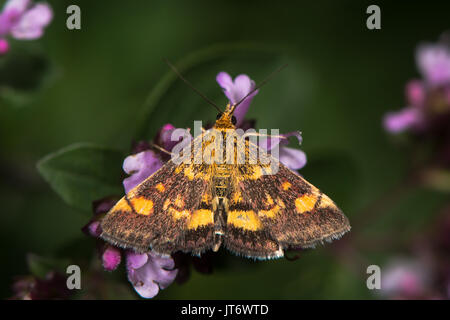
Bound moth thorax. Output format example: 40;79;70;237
215;163;232;176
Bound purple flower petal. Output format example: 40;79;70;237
82;196;118;237
383;107;422;133
126;251;177;299
381;259;429;298
82;220;101;237
279;147;307;171
155;123;192;153
0;38;9;54
3;0;30;13
232;75;255;103
416;44;450;86
10;3;52;40
156;124;176;151
102;245;122;271
216;72;233;93
258;131;306;170
126;251;149;270
122;150;163;193
216;72;258;126
0;0;27;35
405;80;426;107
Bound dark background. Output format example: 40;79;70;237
0;0;449;299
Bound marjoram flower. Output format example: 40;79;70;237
216;71;307;171
383;38;450;134
84;128;181;299
0;0;52;55
85;70;307;298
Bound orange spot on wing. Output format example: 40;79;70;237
175;165;183;174
184;166;195;180
130;196;154;215
112;198;131;212
282;181;292;190
318;193;335;208
295;194;317;213
258;205;281;219
187;209;213;229
163;198;171;210
232;191;243;203
170;208;191;220
228;210;263;231
266;194;274;205
174;194;184;208
201;193;209;203
155;183;165;192
277;197;286;208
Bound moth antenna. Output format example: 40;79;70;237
164;58;223;113
230;64;288;114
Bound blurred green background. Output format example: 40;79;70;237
0;0;449;299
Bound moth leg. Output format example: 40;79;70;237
150;142;173;156
242;132;289;140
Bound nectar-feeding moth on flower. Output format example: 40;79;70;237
216;71;307;171
99;69;350;265
84;132;182;298
86;68;350;299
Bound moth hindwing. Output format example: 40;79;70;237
100;108;351;259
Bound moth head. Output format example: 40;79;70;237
214;103;237;128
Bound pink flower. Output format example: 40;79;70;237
85;127;189;298
102;245;122;272
122;150;163;193
0;0;52;54
381;258;429;299
216;72;259;127
416;44;450;86
0;38;9;54
216;71;307;171
405;80;426;107
11;271;72;300
383;38;450;134
383;107;423;133
126;251;177;299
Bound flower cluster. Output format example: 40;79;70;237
380;204;450;299
0;0;52;55
11;271;72;300
84;71;308;298
383;38;450;134
83;140;178;299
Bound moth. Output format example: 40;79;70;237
100;101;351;260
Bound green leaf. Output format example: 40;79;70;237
37;142;125;213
